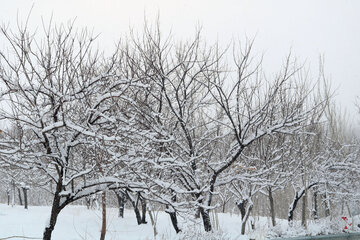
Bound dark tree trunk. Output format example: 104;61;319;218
301;189;307;228
288;183;318;223
237;199;253;235
198;174;217;232
7;190;10;205
115;191;126;218
312;190;318;220
288;192;300;222
11;181;15;206
222;203;226;213
166;192;181;233
18;188;23;205
222;201;228;213
71;180;74;193
199;207;212;232
22;187;28;209
140;197;147;224
323;193;330;217
126;191;142;225
268;187;276;227
169;211;181;233
133;205;142;225
43;181;62;240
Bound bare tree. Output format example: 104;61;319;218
0;18;353;238
0;22;143;239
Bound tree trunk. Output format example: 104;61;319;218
22;187;28;209
115;191;126;218
140;197;147;224
222;202;226;213
71;180;74;193
237;199;253;235
288;183;317;223
241;220;246;235
43;181;62;240
134;205;142;225
11;181;15;207
169;211;181;233
126;192;142;225
166;192;181;233
301;189;307;228
288;193;300;222
289;190;309;223
312;190;318;220
166;206;181;233
7;190;10;205
100;192;106;240
148;209;158;237
199;207;212;232
18;188;23;205
268;187;276;226
323;193;331;217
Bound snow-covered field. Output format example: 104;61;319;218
0;204;178;240
0;204;359;240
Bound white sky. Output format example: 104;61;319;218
1;0;360;127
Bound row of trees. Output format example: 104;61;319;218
0;21;359;239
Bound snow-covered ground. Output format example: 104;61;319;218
1;204;178;240
0;204;359;240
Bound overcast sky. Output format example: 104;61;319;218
1;0;360;127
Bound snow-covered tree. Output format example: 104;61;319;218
0;23;144;239
0;18;353;239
